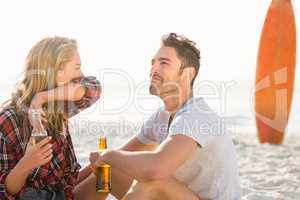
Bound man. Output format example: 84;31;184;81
76;33;241;200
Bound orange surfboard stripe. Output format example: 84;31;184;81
255;0;296;144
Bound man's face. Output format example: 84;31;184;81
149;46;182;98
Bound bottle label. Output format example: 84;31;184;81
96;165;111;192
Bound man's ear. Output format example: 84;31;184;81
181;67;196;84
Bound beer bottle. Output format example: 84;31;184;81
96;137;112;193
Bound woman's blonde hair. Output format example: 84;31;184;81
4;36;78;134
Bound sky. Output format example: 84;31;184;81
0;0;299;123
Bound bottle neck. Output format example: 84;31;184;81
31;110;47;136
99;137;107;150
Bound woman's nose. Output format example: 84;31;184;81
79;71;84;77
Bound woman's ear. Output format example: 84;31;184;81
56;69;66;86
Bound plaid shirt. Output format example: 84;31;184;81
0;76;101;200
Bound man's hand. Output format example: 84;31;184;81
89;151;107;174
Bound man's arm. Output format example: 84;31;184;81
92;135;198;181
118;136;157;152
78;136;156;185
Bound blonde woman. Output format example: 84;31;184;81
0;37;101;199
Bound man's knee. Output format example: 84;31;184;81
123;178;201;200
123;180;166;200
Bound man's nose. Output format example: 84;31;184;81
150;68;157;79
151;63;159;74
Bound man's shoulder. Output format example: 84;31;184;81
176;97;219;119
145;106;167;122
170;97;226;141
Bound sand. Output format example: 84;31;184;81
71;120;300;200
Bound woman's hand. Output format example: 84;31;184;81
20;137;53;171
30;93;46;110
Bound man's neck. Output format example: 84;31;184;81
163;91;192;118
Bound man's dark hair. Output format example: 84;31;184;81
162;33;201;86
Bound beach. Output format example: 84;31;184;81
1;0;300;198
69;80;300;199
236;134;300;200
71;118;300;200
1;79;299;199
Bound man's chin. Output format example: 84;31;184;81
149;85;160;96
149;86;179;100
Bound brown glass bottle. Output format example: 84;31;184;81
96;137;112;193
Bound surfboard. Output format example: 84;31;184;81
255;0;296;144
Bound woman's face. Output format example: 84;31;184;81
56;51;83;86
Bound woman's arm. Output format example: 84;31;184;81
4;157;32;195
4;137;53;195
67;76;101;117
30;76;101;118
0;136;23;199
0;110;53;198
32;81;86;105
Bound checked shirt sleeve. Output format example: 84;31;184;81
66;76;101;118
0;110;26;200
0;133;20;199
